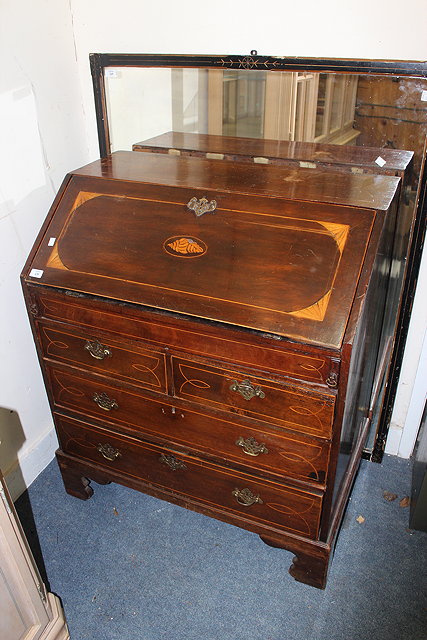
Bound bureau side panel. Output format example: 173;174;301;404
328;207;393;529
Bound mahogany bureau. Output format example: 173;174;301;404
22;151;400;588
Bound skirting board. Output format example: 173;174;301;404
5;425;58;501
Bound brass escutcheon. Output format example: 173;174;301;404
92;391;118;411
159;453;187;471
30;302;39;317
85;339;112;360
230;379;265;401
97;443;121;462
232;487;263;507
187;196;217;217
235;436;268;457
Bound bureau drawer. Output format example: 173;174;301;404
48;364;170;432
56;414;323;540
33;291;339;388
38;321;167;393
48;365;330;486
172;357;335;439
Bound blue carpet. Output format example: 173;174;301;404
15;454;427;640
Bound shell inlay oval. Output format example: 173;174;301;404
163;236;207;258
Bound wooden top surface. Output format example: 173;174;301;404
132;131;413;174
25;151;399;349
74;151;400;211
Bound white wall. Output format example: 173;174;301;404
0;0;89;498
385;236;427;457
69;0;427;160
1;0;426;497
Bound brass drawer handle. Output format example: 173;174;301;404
230;379;265;401
92;391;118;411
97;443;121;462
235;436;269;457
326;372;338;388
232;487;263;507
85;339;112;360
159;453;187;471
187;196;217;217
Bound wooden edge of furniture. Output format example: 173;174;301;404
132;131;414;175
0;473;70;640
318;344;351;539
327;417;371;546
21;175;73;279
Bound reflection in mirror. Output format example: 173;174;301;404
103;63;427;457
105;68;426;176
106;69;365;147
222;70;265;137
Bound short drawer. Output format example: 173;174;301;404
38;321;167;393
172;357;335;439
56;414;323;540
48;365;330;486
48;364;170;433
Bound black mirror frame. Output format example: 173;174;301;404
90;52;427;462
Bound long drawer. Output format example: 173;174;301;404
33;290;339;388
172;357;335;439
55;414;323;540
47;364;330;486
38;321;167;393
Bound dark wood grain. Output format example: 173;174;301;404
56;415;323;539
22;155;391;348
47;363;331;484
172;356;335;438
32;287;341;387
72;151;400;210
38;320;167;393
259;533;330;588
133;131;413;176
53;406;330;488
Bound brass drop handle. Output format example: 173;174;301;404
232;487;263;507
92;391;118;411
159;453;187;471
187;196;217;217
235;436;268;457
230;379;265;401
97;443;121;462
85;339;112;360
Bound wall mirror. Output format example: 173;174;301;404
90;53;427;461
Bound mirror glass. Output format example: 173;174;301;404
102;63;427;454
105;68;427;176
